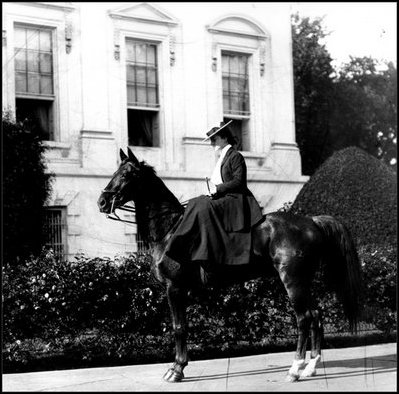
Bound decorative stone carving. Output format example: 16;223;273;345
113;28;120;61
65;17;72;53
260;41;266;76
212;43;217;72
169;33;176;66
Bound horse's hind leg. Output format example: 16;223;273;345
163;281;188;382
277;272;316;383
302;309;322;377
286;307;311;382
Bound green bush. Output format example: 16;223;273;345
2;112;53;264
2;251;168;344
3;245;396;371
291;146;397;247
358;244;397;333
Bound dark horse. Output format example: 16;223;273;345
98;147;362;383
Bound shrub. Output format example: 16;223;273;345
2;111;53;264
3;245;396;371
358;244;397;333
290;146;397;247
2;251;168;344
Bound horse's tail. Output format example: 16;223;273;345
312;215;362;332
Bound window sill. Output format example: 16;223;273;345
16;93;55;101
44;141;71;150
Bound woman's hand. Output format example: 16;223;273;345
209;182;217;196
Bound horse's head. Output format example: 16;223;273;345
98;147;143;214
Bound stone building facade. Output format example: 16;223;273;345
2;2;308;258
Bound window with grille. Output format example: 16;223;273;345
43;208;67;259
222;52;251;151
126;39;160;147
14;25;55;140
135;232;148;253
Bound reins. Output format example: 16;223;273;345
104;194;188;226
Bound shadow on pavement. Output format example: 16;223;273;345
184;365;290;382
183;353;396;383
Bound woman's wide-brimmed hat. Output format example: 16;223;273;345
202;120;233;142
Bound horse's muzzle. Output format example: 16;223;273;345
98;194;111;213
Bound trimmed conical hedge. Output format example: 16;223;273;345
291;147;397;246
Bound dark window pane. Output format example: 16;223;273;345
15;98;53;140
224;117;244;151
127;109;159;147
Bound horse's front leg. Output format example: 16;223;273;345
163;281;188;383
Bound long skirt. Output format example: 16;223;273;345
164;195;253;266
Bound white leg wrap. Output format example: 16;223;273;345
302;354;321;377
288;359;306;376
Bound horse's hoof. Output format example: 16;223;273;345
301;365;316;378
301;355;320;377
301;371;316;378
285;373;300;382
163;368;184;382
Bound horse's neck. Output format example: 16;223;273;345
135;177;183;244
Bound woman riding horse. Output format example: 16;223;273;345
163;121;264;273
97;140;362;384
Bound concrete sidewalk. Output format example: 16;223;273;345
3;342;396;392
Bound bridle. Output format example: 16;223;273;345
101;190;137;225
101;190;188;226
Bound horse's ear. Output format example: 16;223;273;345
120;148;128;161
127;147;140;166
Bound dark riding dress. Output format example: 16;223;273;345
164;146;264;267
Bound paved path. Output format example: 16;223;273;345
3;343;396;392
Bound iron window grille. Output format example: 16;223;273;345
43;207;67;260
135;231;148;253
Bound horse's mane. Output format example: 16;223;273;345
134;161;184;246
